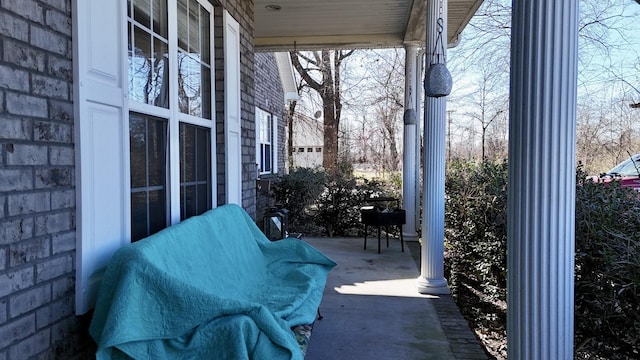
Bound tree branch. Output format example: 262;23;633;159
290;52;322;91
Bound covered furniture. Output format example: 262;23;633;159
360;197;406;254
90;204;336;360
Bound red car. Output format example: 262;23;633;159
597;154;640;191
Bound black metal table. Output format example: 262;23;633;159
360;197;405;254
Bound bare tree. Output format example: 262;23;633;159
447;0;640;168
290;50;355;172
460;55;509;161
349;49;406;172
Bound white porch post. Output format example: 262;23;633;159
402;44;419;242
414;49;424;233
417;0;448;294
508;1;578;359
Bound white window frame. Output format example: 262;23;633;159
128;0;216;226
255;107;279;175
74;0;217;314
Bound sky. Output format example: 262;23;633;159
292;0;640;170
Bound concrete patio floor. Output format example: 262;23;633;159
302;237;487;360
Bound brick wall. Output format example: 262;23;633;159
0;0;90;358
254;52;286;224
214;0;258;219
0;0;258;358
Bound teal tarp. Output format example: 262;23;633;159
90;204;336;359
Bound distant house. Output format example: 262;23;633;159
291;112;324;168
0;0;292;357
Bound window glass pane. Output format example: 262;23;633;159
177;0;188;51
201;65;211;119
153;37;170;108
147;117;167;186
129;0;169;109
133;0;151;29
196;126;209;181
130;113;168;242
129;26;151;104
264;144;272;172
196;184;208;214
152;0;168;38
128;27;169;109
201;10;210;64
148;190;167;234
182;185;196;219
177;53;204;117
131;192;148;241
180;123;211;221
188;0;200;54
180;124;195;182
260;115;266;142
129;115;146;188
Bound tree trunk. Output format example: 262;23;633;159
290;50;354;173
287;100;297;169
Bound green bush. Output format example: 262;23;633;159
574;165;640;358
316;163;385;237
271;167;327;231
444;160;508;316
272;164;387;236
444;160;640;358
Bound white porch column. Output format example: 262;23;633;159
417;0;448;294
508;1;578;359
402;44;419;242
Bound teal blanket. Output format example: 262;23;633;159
90;204;336;359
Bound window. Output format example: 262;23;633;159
316;147;322;152
307;148;313;153
256;107;278;175
74;0;221;315
127;0;214;241
299;148;304;153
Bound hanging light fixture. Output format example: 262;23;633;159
424;5;452;98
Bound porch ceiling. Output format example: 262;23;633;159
254;0;484;51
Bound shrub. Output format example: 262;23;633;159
271;167;327;231
272;164;388;236
316;163;385;236
444;160;508;318
574;164;640;358
444;160;640;359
